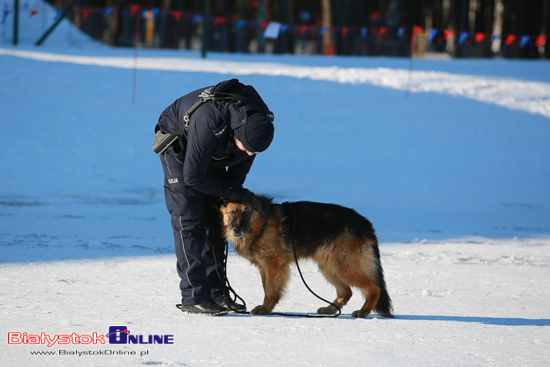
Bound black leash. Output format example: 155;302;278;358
268;210;341;318
213;241;249;314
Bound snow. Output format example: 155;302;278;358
1;8;550;366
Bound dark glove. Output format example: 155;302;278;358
224;187;260;210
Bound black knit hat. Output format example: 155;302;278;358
234;113;274;153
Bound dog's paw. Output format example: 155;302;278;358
351;310;369;318
250;305;272;315
317;306;338;315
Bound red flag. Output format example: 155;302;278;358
443;30;453;41
474;32;485;43
379;26;388;37
535;35;546;47
29;10;38;18
298;25;307;36
129;5;140;17
211;17;226;28
505;34;516;45
81;9;90;23
342;27;349;38
172;11;183;23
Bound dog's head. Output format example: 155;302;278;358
220;201;254;239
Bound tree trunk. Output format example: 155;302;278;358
321;0;333;54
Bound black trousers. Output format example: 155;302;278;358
160;146;225;306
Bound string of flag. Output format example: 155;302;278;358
2;3;547;49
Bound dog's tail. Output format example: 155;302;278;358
372;244;394;318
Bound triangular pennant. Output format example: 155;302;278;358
234;19;246;30
519;35;531;48
172;11;183;22
29;10;38;18
211;16;226;28
318;26;328;36
443;30;453;41
129;5;140;17
535;35;546;48
53;9;63;20
361;27;368;38
341;27;348;38
397;27;404;39
379;26;388;37
458;32;469;45
192;14;202;25
103;7;114;17
81;9;90;23
505;34;516;45
474;32;485;43
429;28;438;40
1;10;10;25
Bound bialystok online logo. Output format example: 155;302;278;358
7;326;174;348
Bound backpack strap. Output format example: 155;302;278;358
183;92;260;138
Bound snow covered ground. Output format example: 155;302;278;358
1;9;550;366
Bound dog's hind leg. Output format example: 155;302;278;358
347;274;380;318
316;266;352;315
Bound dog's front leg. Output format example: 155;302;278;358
250;258;289;315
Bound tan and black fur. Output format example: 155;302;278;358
220;196;393;318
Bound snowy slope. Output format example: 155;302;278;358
1;17;550;366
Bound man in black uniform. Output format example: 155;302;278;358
155;79;274;316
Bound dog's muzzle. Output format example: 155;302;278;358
230;228;246;238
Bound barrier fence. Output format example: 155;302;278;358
2;3;548;58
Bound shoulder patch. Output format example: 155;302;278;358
212;123;228;138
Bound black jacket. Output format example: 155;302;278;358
156;79;273;198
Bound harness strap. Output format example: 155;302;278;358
183;98;208;135
183;91;261;137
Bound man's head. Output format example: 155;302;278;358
234;113;274;155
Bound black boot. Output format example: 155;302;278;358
215;297;247;312
178;300;229;316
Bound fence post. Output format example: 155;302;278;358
201;0;210;58
12;0;19;45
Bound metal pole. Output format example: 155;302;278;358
132;6;140;104
256;0;265;53
201;0;210;58
35;0;83;46
13;0;19;45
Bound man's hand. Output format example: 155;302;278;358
224;187;260;210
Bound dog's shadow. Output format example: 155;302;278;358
226;312;342;319
226;313;550;326
396;315;550;327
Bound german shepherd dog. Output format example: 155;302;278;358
220;196;393;318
